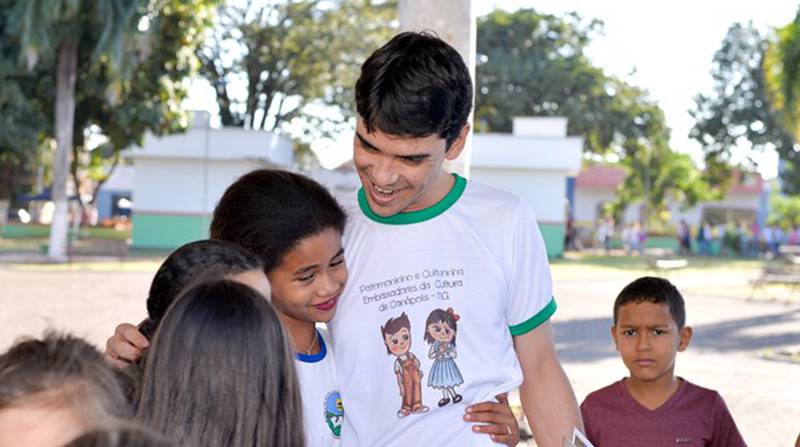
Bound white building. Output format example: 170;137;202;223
470;117;583;257
573;165;766;228
128;112;293;249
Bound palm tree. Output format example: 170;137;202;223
11;0;141;261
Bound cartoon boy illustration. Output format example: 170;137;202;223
381;312;429;418
424;308;464;407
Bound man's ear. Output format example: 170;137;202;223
444;124;470;161
677;326;693;352
610;325;620;351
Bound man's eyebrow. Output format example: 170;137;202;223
355;132;379;151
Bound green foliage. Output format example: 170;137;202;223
765;8;800;141
476;8;712;225
197;0;395;142
691;22;798;192
2;0;217;201
769;189;800;228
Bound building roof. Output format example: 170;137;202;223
575;166;627;189
575;165;764;195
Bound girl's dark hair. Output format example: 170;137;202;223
210;169;346;273
355;31;473;147
136;279;304;447
141;239;263;339
65;423;174;447
614;276;686;329
423;308;458;346
0;331;131;421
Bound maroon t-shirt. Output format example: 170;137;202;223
580;379;747;447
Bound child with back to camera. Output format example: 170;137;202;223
0;332;131;447
135;279;304;447
580;276;746;446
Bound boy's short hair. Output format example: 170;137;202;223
355;31;473;148
210;169;346;273
613;276;686;329
0;331;131;420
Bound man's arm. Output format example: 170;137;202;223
513;320;582;447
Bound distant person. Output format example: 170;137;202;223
677;220;691;255
580;277;746;446
0;332;131;447
136;279;305;447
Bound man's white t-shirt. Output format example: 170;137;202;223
296;328;343;447
330;175;556;446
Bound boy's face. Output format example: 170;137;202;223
611;301;692;384
353;118;468;217
268;227;348;325
384;327;411;356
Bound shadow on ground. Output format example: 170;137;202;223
553;307;800;363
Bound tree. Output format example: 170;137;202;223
475;8;712;224
7;0;144;261
5;0;217;259
765;7;800;141
197;0;395;150
690;23;798;193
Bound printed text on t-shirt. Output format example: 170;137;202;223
358;267;465;312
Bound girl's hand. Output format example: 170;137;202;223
463;393;520;446
104;322;148;368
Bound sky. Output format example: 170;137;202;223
185;0;799;176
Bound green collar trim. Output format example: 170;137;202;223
357;173;466;225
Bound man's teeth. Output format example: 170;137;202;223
375;186;394;194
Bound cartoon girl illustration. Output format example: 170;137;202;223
424;308;464;407
381;312;429;418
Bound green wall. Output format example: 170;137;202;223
539;223;566;259
132;214;209;249
1;224;50;238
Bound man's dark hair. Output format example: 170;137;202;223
142;239;263;339
210;169;346;273
613;276;686;329
355;31;473;147
136;279;304;447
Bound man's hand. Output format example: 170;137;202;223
104;323;149;368
465;393;520;446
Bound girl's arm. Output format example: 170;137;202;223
428;343;437;359
464;393;520;446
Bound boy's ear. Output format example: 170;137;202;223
444;124;470;161
677;326;693;352
610;325;620;350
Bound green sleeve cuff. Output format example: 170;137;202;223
508;297;557;336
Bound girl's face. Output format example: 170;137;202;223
229;269;271;301
427;320;455;343
268;227;347;325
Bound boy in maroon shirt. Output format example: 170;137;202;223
580;277;746;446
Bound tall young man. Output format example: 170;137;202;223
330;31;581;446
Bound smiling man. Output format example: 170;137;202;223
328;31;582;446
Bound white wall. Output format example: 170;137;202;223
133;158;269;214
573;188;615;223
471;167;568;223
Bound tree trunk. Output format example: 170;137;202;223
48;40;78;262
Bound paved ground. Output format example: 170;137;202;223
1;263;798;446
